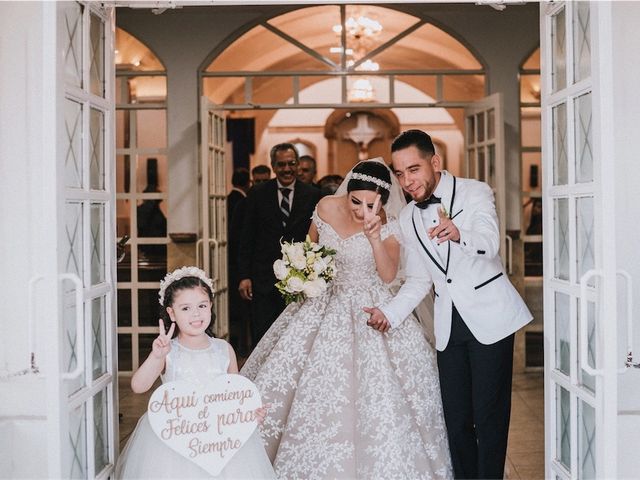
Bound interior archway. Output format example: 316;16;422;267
114;28;170;393
200;4;482;176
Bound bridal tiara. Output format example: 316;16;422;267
350;172;391;191
158;266;214;305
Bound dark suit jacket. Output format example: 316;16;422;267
227;189;246;225
238;179;321;293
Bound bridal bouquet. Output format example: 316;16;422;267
273;236;337;305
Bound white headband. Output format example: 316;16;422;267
158;266;214;306
350;172;391;191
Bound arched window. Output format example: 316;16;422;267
199;5;483;174
518;47;543;370
519;47;542;275
201;5;485;109
115;27;168;374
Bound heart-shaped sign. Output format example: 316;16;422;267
147;374;262;476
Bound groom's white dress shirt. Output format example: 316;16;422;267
380;171;532;351
420;171;452;263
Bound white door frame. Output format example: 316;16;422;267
541;2;629;478
48;2;118;478
199;97;229;339
464;93;508;267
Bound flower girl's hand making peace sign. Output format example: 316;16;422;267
362;193;382;241
151;319;175;359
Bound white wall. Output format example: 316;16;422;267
610;2;640;476
0;2;59;477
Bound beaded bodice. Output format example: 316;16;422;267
162;337;229;386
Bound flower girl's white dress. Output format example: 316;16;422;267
116;337;276;479
241;212;453;479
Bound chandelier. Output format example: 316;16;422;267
332;14;382;102
332;16;382;40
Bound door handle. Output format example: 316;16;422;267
579;269;603;376
60;273;85;380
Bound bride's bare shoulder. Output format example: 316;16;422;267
317;195;342;213
316;195;345;222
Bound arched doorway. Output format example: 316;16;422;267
115;28;169;375
199;4;486;177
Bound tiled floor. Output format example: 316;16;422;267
505;372;545;479
118;371;545;479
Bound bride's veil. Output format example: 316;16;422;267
333;158;436;345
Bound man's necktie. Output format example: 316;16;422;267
415;195;441;209
280;187;291;227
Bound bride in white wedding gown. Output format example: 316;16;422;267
241;159;452;479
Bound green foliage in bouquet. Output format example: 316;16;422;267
273;235;337;305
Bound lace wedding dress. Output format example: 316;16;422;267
241;210;452;479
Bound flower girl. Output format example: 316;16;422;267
116;266;275;479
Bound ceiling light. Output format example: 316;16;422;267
357;59;379;72
348;78;375;102
330;47;354;55
332;15;382;40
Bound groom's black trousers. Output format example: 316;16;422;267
437;306;514;479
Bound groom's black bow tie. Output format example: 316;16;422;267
415;195;441;209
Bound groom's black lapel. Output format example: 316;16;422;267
443;176;456;275
412;209;446;275
412;175;457;276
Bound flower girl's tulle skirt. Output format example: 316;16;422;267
115;413;276;479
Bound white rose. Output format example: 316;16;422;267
291;244;305;259
313;257;327;274
302;278;327;298
273;259;289;281
286;276;305;293
291;255;307;271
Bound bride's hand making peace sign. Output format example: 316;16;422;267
151;319;175;359
362;193;382;241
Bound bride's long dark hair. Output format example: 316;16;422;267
346;161;392;204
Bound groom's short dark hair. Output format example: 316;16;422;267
391;130;436;158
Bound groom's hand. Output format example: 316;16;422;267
363;306;391;333
428;207;460;244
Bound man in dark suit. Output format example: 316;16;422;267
227;168;250;223
227;168;251;356
297;155;319;188
238;143;321;347
251;164;271;186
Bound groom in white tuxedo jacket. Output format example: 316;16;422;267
365;130;532;479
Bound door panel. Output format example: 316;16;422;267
464;93;507;265
541;2;628;478
200;97;229;339
56;3;117;478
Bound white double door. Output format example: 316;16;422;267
541;2;640;479
39;2;118;478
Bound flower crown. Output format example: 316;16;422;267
158;266;214;306
350;172;391;191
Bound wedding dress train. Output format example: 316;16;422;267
241;210;452;479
